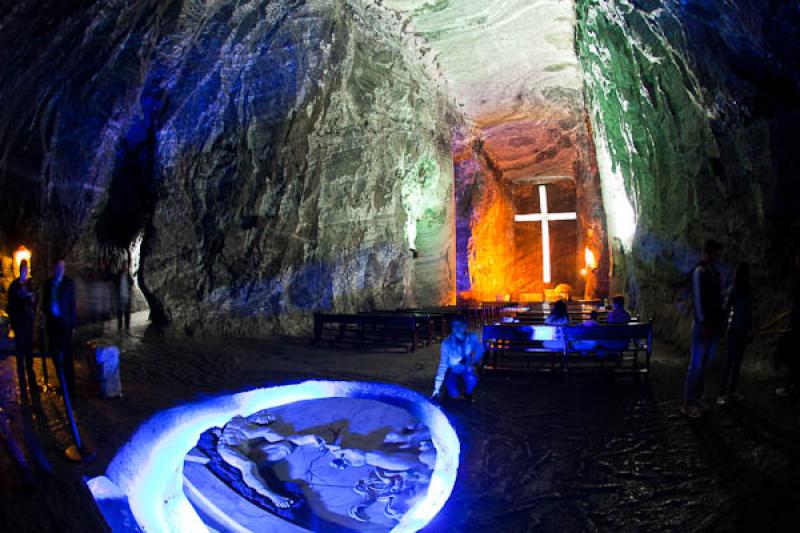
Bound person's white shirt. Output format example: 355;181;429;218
433;332;484;395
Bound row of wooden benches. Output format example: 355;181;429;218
312;305;507;352
481;321;653;377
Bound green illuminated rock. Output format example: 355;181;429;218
576;0;799;353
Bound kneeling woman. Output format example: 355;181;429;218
432;316;484;402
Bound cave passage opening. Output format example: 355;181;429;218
93;90;168;326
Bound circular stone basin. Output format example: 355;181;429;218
87;381;459;533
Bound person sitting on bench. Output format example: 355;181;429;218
607;295;632;323
573;310;601;352
582;309;601;327
543;300;570;350
432;316;483;402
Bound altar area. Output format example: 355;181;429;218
456;171;610;305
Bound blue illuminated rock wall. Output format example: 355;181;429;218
577;0;800;356
0;0;460;335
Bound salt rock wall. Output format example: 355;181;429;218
577;0;800;355
453;130;517;302
0;0;459;336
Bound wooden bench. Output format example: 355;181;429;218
398;308;465;339
562;322;653;375
512;312;610;324
313;313;419;352
481;321;653;377
481;324;565;374
360;311;437;345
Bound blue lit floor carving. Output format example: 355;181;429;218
87;381;459;532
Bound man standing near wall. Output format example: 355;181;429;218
43;258;77;398
116;258;132;333
7;260;37;400
776;250;800;398
683;240;724;418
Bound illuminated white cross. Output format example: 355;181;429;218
514;184;577;283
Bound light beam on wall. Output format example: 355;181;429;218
591;111;637;252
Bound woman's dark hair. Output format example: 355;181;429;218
734;262;751;296
551;300;569;320
450;314;468;326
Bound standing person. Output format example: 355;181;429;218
607;295;632;323
432;316;484;402
683;240;724;418
43;258;78;398
7;260;37;399
116;259;133;333
776;251;800;398
717;263;753;405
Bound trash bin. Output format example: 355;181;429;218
94;345;122;398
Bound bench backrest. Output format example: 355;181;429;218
314;313;361;325
484;322;652;346
562;323;652;343
483;324;558;343
314;313;416;329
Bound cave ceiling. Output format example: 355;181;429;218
384;0;584;180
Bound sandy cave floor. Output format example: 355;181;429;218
1;315;800;532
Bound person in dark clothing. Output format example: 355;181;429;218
683;240;724;418
6;260;38;400
776;251;800;398
607;294;632;324
717;263;753;405
42;258;78;398
116;260;133;332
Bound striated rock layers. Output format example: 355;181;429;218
577;0;800;355
0;0;460;335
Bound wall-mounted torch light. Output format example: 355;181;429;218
581;247;597;277
13;245;31;278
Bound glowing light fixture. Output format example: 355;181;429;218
584;247;597;270
515;185;577;283
13;246;31;277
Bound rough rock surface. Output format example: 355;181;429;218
0;0;460;335
576;0;800;355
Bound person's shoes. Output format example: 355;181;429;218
716;395;728;406
681;405;703;419
696;398;710;410
730;393;744;402
775;387;794;398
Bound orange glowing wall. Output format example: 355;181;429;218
466;184;516;301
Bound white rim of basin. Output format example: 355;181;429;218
94;380;460;532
